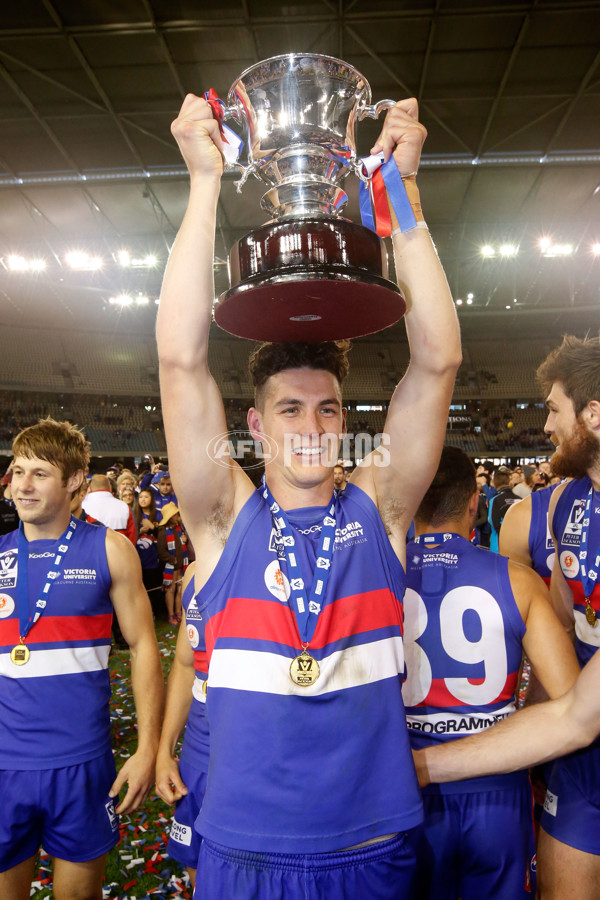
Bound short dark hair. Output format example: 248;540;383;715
537;335;600;415
415;446;477;527
493;466;512;488
249;341;350;407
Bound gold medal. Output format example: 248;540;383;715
202;678;208;696
10;643;30;666
290;648;320;687
585;598;598;627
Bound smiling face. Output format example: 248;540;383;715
12;455;82;538
248;367;345;499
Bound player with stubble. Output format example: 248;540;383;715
156;92;461;899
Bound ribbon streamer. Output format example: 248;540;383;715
359;153;418;237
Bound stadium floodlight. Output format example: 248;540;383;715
593;243;600;257
480;245;495;257
109;293;133;306
29;258;47;271
499;244;518;257
66;251;103;271
7;255;29;271
117;250;131;267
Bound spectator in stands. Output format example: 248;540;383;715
119;486;136;511
0;488;18;535
134;489;164;620
157;502;188;625
333;464;347;491
489;466;520;552
83;475;137;545
151;471;177;511
117;471;138;496
70;479;95;523
510;468;531;499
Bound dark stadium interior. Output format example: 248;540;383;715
1;1;600;464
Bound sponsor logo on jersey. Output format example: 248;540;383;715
560;549;579;578
105;799;118;830
187;624;200;649
170;818;193;846
29;551;55;559
543;789;558;817
264;560;290;602
406;711;511;734
63;568;97;580
562;499;586;546
0;549;17;588
185;593;202;621
0;593;15;618
334;520;366;548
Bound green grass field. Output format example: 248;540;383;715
31;620;193;899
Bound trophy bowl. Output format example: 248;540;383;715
212;53;406;342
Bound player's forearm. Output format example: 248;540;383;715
158;658;196;757
129;639;165;755
157;175;221;370
415;691;594;787
392;224;461;376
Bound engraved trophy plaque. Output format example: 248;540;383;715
214;53;406;342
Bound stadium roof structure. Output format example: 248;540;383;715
1;0;600;345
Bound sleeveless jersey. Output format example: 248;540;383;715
403;534;526;793
0;520;113;768
180;577;209;771
553;477;600;665
194;482;422;853
528;485;556;584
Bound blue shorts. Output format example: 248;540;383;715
0;749;120;872
193;832;417;900
166;759;207;869
415;785;536;899
541;742;600;855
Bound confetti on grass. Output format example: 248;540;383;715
32;622;192;898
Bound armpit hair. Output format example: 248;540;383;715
205;501;235;548
378;497;406;536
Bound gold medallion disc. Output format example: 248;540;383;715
290;648;320;687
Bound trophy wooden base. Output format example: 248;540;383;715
214;217;406;343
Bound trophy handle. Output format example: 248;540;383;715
221;105;256;192
354;99;397;182
356;98;397;121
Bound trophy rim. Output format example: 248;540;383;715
228;52;371;97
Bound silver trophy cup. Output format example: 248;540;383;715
213;53;407;342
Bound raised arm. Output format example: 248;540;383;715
354;100;461;534
414;647;600;788
157;94;254;542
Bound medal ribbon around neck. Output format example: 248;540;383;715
261;478;337;645
16;517;77;642
579;485;599;625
